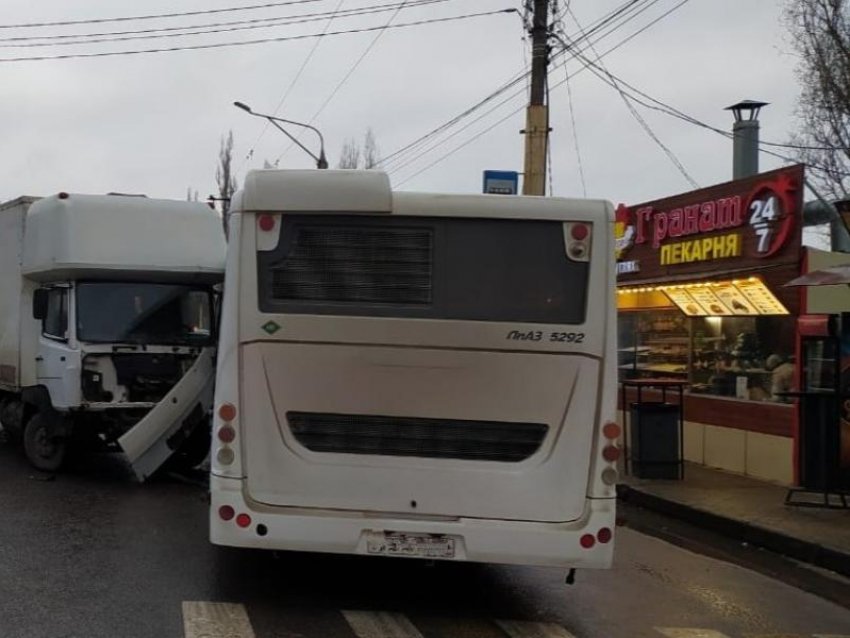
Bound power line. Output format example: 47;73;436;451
570;54;850;180
0;9;515;63
387;0;668;178
392;0;692;186
274;0;409;165
551;0;585;195
562;2;699;189
385;0;666;174
386;20;637;178
380;0;648;167
395;97;522;186
562;55;586;196
0;0;330;30
542;24;850;183
561;39;847;158
0;2;447;50
394;7;658;183
0;0;448;48
380;0;651;170
241;0;348;172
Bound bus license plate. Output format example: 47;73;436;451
366;532;456;559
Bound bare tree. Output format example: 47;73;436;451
338;137;362;169
338;130;381;169
363;128;381;169
785;0;850;199
216;130;238;235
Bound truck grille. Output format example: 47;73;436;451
286;412;548;462
269;225;433;305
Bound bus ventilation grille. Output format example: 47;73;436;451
286;412;548;462
270;226;433;305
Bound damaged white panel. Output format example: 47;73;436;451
119;348;215;481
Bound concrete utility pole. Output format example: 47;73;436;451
522;0;550;196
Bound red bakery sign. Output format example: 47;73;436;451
616;165;804;279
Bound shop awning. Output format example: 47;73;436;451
619;276;789;316
784;264;850;287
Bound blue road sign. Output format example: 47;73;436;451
483;170;519;195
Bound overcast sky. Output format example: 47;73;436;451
0;0;801;207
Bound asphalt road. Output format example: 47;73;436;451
0;441;848;638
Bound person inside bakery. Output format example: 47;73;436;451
766;354;795;403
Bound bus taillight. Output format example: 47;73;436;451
258;215;275;232
602;445;621;462
567;222;591;262
218;426;236;444
580;534;596;549
603;422;621;440
571;223;589;240
218;403;237;422
218;505;235;521
217;448;235;465
597;528;613;544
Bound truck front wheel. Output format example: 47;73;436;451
23;413;66;472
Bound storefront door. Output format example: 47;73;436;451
799;315;850;491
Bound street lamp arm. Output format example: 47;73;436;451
265;114;325;151
233;101;328;169
266;118;322;165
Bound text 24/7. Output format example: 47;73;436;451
506;330;585;343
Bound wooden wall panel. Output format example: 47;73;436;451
618;387;794;438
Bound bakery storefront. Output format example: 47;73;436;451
616;166;804;484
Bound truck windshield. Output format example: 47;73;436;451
76;283;213;345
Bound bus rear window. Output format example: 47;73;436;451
257;215;588;324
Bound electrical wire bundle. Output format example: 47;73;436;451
0;0;513;63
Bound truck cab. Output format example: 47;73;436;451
0;193;226;477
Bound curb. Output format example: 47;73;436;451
617;484;850;579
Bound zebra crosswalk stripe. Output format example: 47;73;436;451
343;610;426;638
182;601;255;638
656;630;732;638
179;603;850;638
496;619;578;638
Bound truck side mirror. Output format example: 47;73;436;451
33;289;48;321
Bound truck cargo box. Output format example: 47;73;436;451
0;197;37;391
22;194;225;283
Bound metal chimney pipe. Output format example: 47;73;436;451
725;100;768;180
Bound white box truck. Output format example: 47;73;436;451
0;193;226;478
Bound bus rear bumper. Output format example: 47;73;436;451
209;475;615;568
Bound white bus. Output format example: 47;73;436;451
210;170;619;569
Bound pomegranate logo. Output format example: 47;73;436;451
615;204;636;259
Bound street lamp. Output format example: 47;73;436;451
233;101;328;169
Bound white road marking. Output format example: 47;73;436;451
182;601;255;638
656;630;732;638
343;610;425;638
496;620;578;638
